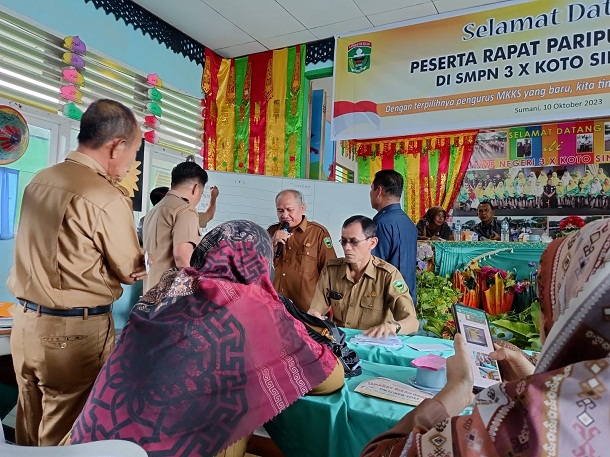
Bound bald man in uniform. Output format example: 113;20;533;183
309;215;418;338
268;189;336;312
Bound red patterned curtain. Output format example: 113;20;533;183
344;130;478;221
201;47;305;177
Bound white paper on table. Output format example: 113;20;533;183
406;343;453;352
350;334;403;349
355;377;433;406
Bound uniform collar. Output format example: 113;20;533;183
166;189;192;204
342;256;376;282
293;216;309;232
66;151;108;177
65;151;129;196
376;202;402;215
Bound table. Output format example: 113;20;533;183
431;241;547;278
343;328;454;367
266;335;455;457
265;360;417;457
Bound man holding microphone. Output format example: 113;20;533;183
268;190;336;312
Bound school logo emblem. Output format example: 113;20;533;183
393;280;406;293
348;42;372;74
323;237;333;248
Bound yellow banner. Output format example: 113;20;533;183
333;0;610;140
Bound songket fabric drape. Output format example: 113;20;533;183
202;46;305;177
345;130;478;221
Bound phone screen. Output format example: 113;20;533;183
452;304;502;389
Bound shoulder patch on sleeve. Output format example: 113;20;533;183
323;237;333;248
393;280;407;293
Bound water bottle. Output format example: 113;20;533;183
453;220;462;241
501;218;510;242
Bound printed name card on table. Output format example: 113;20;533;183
355;377;433;406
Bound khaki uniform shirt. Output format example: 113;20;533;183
142;191;200;291
310;256;415;330
7;151;142;309
268;217;336;312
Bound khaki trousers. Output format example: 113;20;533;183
10;306;115;446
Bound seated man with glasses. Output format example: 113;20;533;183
308;215;418;338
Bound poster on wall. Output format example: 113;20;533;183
452;118;610;216
332;0;610;141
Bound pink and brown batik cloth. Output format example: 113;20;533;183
362;218;610;457
70;220;339;456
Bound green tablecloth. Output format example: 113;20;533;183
266;335;456;457
343;328;454;367
431;241;547;278
265;360;418;457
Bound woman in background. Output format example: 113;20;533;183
361;218;610;457
70;220;343;457
415;206;453;240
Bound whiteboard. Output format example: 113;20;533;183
199;170;376;245
146;147;375;245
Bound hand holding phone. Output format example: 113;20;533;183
452;304;502;390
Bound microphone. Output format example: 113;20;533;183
275;222;290;258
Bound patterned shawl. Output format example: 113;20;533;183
363;218;610;457
71;220;338;456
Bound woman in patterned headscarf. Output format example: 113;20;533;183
361;218;610;457
70;220;343;457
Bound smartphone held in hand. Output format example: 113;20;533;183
452;304;502;390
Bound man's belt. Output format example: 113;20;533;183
19;300;112;317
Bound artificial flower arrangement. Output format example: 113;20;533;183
558;215;585;238
416;249;540;348
448;262;541;349
416;242;435;272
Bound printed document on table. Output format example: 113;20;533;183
350;334;403;349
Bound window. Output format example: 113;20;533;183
0;9;203;156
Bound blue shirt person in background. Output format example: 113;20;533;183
369;170;418;306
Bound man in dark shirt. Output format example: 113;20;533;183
369;170;418;306
473;201;502;240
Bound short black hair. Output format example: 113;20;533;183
343;215;377;238
150;186;169;206
171;162;208;188
372;170;403;199
78;99;138;149
478;200;495;210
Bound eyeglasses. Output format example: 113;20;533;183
339;237;373;246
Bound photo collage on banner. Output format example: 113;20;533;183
453;118;610;217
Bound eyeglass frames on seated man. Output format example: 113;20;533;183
339;237;374;246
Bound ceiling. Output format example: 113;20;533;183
131;0;516;59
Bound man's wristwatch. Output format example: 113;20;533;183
389;320;401;334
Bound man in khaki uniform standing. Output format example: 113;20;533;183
7;99;147;446
309;215;418;337
143;161;214;292
268;190;336;312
